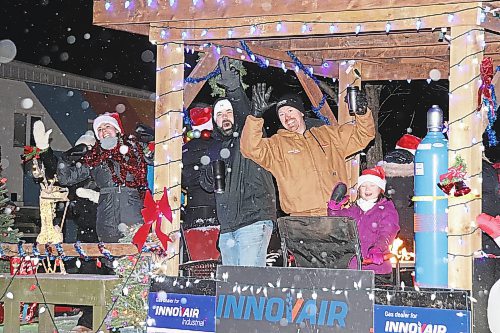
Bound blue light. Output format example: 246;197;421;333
301;23;307;33
355;24;361;35
104;1;111;10
329;24;336;33
276;22;282;31
169;0;175;6
416;18;422;31
228;29;233;38
181;31;187;39
448;13;455;22
201;29;208;37
281;62;287;72
322;62;329;68
385;22;391;33
160;29;167;38
250;25;256;34
265;59;269;67
216;46;221;54
236;47;243;53
250;54;256;61
124;0;130;9
147;0;153;6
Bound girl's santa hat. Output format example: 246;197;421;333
190;106;213;132
93;113;124;137
395;134;421;155
358;166;387;191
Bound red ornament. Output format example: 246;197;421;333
132;189;173;251
189;107;213;126
96;258;102;268
201;129;212;140
29;284;37;291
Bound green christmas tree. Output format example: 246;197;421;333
0;166;23;273
0;178;23;243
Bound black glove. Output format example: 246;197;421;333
63;144;88;163
251;83;276;118
330;182;348;204
216;57;240;92
135;123;154;143
343;89;368;115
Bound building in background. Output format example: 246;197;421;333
0;60;154;210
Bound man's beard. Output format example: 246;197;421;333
219;121;235;137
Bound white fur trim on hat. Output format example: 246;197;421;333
357;174;386;191
75;130;96;147
192;121;213;132
213;99;233;121
93;114;121;137
395;146;416;155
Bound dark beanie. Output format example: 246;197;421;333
276;94;305;114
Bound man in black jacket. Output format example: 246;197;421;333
200;57;276;267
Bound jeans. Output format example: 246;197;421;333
219;220;273;267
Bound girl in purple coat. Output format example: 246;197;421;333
328;166;400;284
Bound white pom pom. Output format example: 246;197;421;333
119;145;129;155
4;207;12;215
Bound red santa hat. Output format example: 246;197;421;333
190;106;213;132
395;134;422;155
93;113;124;137
357;166;387;191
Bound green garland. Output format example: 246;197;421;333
208;58;249;97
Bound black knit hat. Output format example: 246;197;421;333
276;94;305;115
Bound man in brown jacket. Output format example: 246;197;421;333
240;84;375;216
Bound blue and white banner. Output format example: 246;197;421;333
374;304;470;333
147;292;216;333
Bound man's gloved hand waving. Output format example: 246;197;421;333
216;57;240;92
33;120;52;150
251;83;276;118
343;89;369;115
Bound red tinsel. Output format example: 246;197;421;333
83;136;148;191
478;57;495;115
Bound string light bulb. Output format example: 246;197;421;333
169;0;175;6
281;61;287;72
329;23;336;33
276;22;282;32
385;22;391;33
448;13;455;22
250;24;257;35
355;24;362;35
416;18;422;31
124;0;130;9
200;29;207;37
147;0;153;6
228;29;234;38
192;0;198;5
301;23;308;33
181;31;187;39
265;59;269;67
216;46;221;54
104;1;111;10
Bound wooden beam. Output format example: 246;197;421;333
187;40;340;79
144;3;479;41
296;71;337;125
102;23;150;36
184;51;218;108
253;31;444;52
447;26;483;290
361;59;449;80
338;62;362;199
154;42;184;276
480;5;500;33
94;0;480;26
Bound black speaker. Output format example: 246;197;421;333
278;216;362;270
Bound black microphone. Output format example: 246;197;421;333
330;182;348;204
212;160;226;194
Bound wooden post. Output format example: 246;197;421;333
448;26;483;290
154;41;185;276
338;61;362;200
296;71;337;125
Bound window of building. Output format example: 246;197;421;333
13;113;27;147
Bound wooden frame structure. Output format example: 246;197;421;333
93;0;499;292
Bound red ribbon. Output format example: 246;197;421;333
132;188;172;251
477;57;495;116
439;165;466;183
22;146;45;163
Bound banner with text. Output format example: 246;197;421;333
374;304;470;333
216;266;374;332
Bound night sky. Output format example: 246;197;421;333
1;0;157;91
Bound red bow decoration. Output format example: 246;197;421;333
22;146;46;163
477;57;495;115
439;165;466;183
190;107;213;126
132;188;172;251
